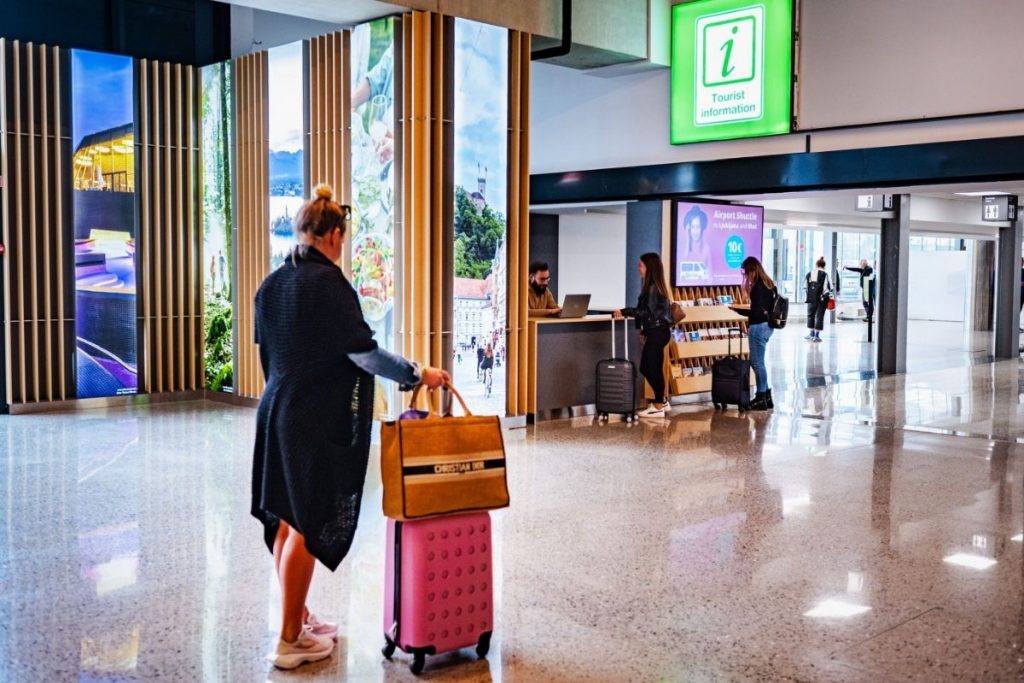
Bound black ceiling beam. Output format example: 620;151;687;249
530;135;1024;204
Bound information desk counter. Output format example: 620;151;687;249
528;315;644;420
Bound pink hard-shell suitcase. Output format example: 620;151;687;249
382;512;494;675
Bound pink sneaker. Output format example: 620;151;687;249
306;612;338;641
267;626;333;670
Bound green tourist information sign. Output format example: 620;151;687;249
671;0;793;144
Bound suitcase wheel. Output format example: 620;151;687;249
411;652;426;675
476;631;492;658
382;639;396;660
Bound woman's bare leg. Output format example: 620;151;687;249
273;522;313;624
277;522;316;642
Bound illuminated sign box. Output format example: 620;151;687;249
671;0;793;144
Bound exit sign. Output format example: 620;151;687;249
671;0;794;144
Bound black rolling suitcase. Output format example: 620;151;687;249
711;328;751;411
596;318;638;423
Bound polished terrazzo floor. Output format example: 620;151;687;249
3;357;1024;681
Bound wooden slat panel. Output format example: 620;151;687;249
234;52;270;399
0;40;74;405
136;58;203;395
506;31;531;417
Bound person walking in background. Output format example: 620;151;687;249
804;257;833;343
844;259;876;322
732;256;776;411
614;252;674;419
251;184;450;670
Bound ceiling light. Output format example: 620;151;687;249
954;191;1011;197
943;553;997;570
804;598;871;618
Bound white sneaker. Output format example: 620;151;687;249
306;612;338;641
267;626;334;670
639;405;667;418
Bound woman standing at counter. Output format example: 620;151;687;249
615;252;674;418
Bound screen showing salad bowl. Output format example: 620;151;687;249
352;233;394;322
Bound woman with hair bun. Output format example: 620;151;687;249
252;184;450;669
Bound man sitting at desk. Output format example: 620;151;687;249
529;261;562;317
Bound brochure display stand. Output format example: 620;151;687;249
662;285;753;397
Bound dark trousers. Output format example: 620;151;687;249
640;327;670;404
806;300;827;331
864;299;874;321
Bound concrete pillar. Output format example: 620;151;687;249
993;215;1022;359
625;201;665;306
877;195;910;375
971;240;995;332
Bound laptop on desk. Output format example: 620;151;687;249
554;294;591;318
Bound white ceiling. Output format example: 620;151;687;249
216;0;405;25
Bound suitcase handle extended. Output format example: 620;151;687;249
727;327;745;357
611;316;629;358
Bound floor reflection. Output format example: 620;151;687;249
1;356;1023;679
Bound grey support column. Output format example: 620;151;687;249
626;201;666;305
972;241;995;332
877;194;910;375
993;215;1022;359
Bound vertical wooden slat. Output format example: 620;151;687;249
26;43;40;402
174;64;185;390
38;45;51;401
13;42;25;403
52;45;66;400
187;66;198;390
139;59;151;393
0;38;11;405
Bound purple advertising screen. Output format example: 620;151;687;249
674;201;763;287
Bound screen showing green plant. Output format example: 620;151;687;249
671;0;793;144
201;62;233;392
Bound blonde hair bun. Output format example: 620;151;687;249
313;183;334;201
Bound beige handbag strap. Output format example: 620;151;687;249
408;383;474;418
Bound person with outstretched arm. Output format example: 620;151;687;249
844;259;876;322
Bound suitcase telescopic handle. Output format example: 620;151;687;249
611;316;629;358
727;327;743;356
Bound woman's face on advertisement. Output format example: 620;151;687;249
688;219;702;240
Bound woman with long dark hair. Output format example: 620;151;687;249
252;184;450;669
615;252;674;418
733;256;776;411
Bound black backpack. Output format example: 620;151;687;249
768;288;789;329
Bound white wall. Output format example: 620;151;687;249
908;251;969;323
231;5;343;57
557;213;627;311
799;0;1024;129
531;0;1024;174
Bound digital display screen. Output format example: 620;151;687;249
201;62;234;392
674;201;763;287
71;50;138;398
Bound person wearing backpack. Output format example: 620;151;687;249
732;256;777;411
804;257;833;343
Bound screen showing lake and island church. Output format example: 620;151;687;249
674;201;763;287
